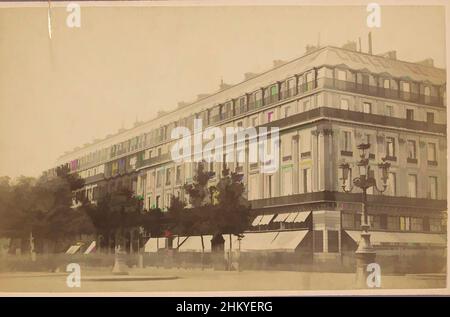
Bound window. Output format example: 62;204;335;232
368;215;381;230
427;112;435;123
303;100;310;112
176;166;182;184
314;230;323;252
155;195;160;208
428;176;438;199
400;216;411;231
427;143;437;163
267;175;273;198
408;174;417;198
430;218;443;232
387;216;400;230
287;78;296;96
305;72;313;90
302;168;311;193
411;217;423;231
387;172;396;196
364;134;373;153
165;168;171;186
407;140;417;160
383;79;390;89
283;106;291;118
267;111;274;123
156;170;162;187
337;70;347;81
386;137;395;158
385;105;394;117
239;97;246;113
282;136;292;158
340;99;349;110
424;86;431;96
254;91;262;107
402;82;410;92
270;85;278;97
342;213;355;229
328;231;339;253
363;102;372;114
165;193;171;209
406;109;414;120
249;174;259;200
343;131;352;152
299;130;311;154
343;168;353;191
282;169;293;196
251;116;258;127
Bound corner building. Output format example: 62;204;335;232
51;46;447;271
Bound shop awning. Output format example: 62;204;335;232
224;231;278;251
65;244;81;255
144;238;158;252
224;230;309;252
345;231;447;246
273;213;290;222
176;235;212;252
144;237;168;252
293;211;311;223
258;214;275;225
83;241;96;254
270;230;309;251
251;215;263;226
285;212;298;223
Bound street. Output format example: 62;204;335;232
0;267;445;293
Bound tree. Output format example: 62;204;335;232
183;161;215;208
88;188;142;253
213;167;251;236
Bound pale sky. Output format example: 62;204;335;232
0;4;446;178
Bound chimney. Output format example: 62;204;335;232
358;37;362;52
244;72;259;80
273;59;286;68
341;41;357;51
197;93;210;100
377;50;397;60
219;81;232;90
368;32;373;54
305;44;319;54
415;58;434;67
157;110;168;117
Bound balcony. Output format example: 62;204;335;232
263;107;446;135
136;152;171;169
320;78;444;107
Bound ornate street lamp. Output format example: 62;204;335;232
339;143;390;288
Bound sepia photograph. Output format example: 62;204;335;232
0;0;448;297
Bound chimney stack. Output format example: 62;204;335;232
415;58;434;67
377;50;397;60
244;72;259;80
342;41;357;51
368;32;373;54
273;60;286;68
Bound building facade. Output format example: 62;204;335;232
49;46;447;270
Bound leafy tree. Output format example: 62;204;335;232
88;188;142;252
183;161;215;208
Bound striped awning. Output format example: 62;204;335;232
345;231;446;247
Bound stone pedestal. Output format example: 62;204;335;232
354;231;376;288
